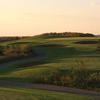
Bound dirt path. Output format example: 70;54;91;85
0;80;100;99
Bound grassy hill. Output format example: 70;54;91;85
0;35;100;91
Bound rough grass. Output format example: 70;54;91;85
0;86;98;100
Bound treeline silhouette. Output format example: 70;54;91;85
0;36;30;42
42;32;95;37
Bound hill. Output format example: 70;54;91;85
41;32;95;37
0;35;100;99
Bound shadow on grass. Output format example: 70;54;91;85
35;46;100;64
0;45;100;81
0;77;33;83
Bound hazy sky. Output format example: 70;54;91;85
0;0;100;36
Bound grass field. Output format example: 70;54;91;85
0;36;100;82
0;86;98;100
0;35;100;99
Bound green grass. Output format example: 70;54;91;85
0;86;97;100
0;36;100;82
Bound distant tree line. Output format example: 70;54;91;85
42;32;95;37
0;36;31;42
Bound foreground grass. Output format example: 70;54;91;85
0;86;98;100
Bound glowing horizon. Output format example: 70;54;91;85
0;0;100;36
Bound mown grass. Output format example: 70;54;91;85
0;36;100;84
0;86;98;100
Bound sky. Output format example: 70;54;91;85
0;0;100;36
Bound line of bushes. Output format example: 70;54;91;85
0;45;36;56
0;45;37;64
42;32;95;37
33;62;100;90
0;36;30;42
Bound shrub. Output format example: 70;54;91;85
71;61;88;88
19;45;33;56
60;76;73;87
2;45;35;56
48;68;63;85
31;61;100;91
88;72;100;88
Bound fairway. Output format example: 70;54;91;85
0;36;100;81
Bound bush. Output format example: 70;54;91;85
2;45;35;56
48;68;63;85
88;72;100;88
32;61;100;91
71;61;88;88
19;45;33;56
0;45;37;63
60;76;73;87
